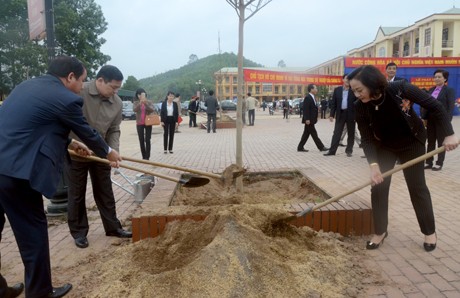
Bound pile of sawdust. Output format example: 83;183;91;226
73;205;381;297
172;173;328;206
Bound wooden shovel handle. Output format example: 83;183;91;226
68;150;180;183
296;145;448;217
121;156;222;180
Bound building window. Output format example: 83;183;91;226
248;86;253;94
225;87;230;93
378;47;386;57
403;41;409;56
233;87;237;94
225;76;230;83
415;38;419;53
262;83;272;93
424;28;431;46
297;86;302;94
282;86;286;93
274;86;279;94
255;86;260;94
233;76;238;84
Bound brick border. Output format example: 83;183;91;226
131;201;373;243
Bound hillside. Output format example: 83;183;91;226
139;52;262;102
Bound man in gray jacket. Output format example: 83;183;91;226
205;90;219;133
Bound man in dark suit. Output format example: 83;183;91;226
385;62;406;82
297;84;328;152
0;56;122;298
320;97;328;119
324;75;357;157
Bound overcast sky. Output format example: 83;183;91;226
93;0;456;80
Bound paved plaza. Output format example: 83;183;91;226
1;109;460;297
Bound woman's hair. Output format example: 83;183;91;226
135;88;146;99
347;65;388;99
47;56;86;79
433;69;449;82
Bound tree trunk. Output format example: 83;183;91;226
235;2;245;192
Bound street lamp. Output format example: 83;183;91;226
195;80;202;100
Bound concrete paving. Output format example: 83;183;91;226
1;108;460;297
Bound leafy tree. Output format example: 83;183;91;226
54;0;110;78
188;54;198;64
278;59;286;67
0;0;47;94
122;75;140;91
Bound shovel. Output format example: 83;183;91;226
279;145;450;222
68;150;210;188
120;156;245;181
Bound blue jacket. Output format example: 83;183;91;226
0;75;109;197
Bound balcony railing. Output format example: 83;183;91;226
442;40;453;48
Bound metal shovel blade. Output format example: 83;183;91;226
179;174;210;188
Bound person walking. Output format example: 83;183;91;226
0;56;121;298
205;90;219;133
282;98;290;119
246;92;257;126
320;97;328;119
423;69;456;171
174;93;182;133
160;91;179;153
133;88;154;160
349;65;458;252
66;65;132;250
188;96;199;127
297;84;329;153
324;75;357;157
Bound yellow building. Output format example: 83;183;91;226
308;7;460;76
214;67;310;102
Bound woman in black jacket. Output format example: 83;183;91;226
348;65;458;252
160;91;179;154
423;69;456;171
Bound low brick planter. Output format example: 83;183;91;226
200;121;236;129
131;201;373;243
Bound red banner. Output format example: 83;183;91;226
345;57;460;68
243;69;342;85
410;77;435;90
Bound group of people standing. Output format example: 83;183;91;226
296;62;458;253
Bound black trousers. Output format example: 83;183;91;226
136;124;152;160
371;141;435;235
189;113;197;127
426;121;446;166
297;123;325;150
320;108;326;119
0;175;53;297
66;160;122;239
207;113;216;132
248;109;255;125
163;116;176;150
328;110;355;154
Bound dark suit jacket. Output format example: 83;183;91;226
355;81;454;164
302;94;318;124
160;100;179;123
426;85;455;121
329;86;357;119
0;75;109;197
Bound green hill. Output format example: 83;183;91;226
139;52;262;102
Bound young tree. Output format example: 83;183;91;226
226;0;273;191
278;59;286;67
188;54;198;64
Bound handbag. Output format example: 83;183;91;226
145;114;160;126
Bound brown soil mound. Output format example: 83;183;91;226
74;205;381;297
173;173;328;206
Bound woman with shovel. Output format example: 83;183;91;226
348;65;458;252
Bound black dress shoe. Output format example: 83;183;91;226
366;232;388;250
297;149;309;152
338;143;346;147
106;228;132;238
74;237;88;248
423;242;437;252
323;152;335;156
319;147;329;152
432;165;442;171
6;282;24;298
48;283;72;298
346;152;352;157
424;164;433;169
